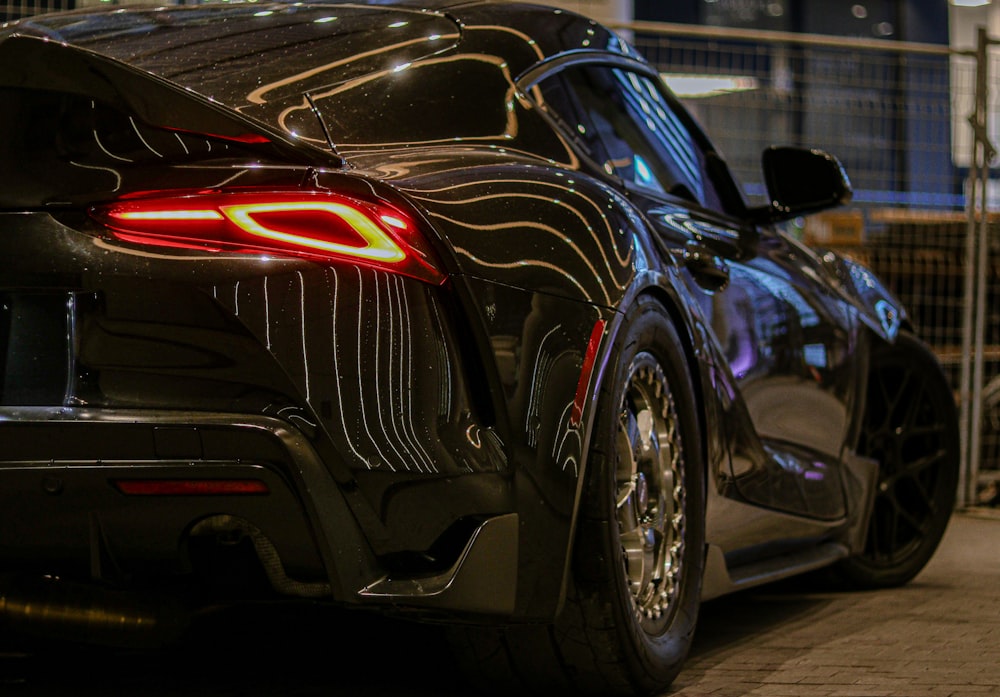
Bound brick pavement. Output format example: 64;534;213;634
666;509;1000;697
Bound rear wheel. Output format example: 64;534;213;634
448;296;705;697
836;331;959;588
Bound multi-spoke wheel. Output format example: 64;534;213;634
446;296;704;697
563;295;705;696
615;354;686;625
837;331;959;588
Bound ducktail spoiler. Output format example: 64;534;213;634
0;34;343;169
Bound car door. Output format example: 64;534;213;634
529;58;863;523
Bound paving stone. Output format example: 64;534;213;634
665;510;1000;697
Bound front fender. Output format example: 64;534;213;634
819;250;908;343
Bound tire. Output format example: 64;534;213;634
835;331;960;588
448;295;705;697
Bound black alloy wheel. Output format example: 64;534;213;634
837;331;960;588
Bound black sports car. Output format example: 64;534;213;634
0;2;959;695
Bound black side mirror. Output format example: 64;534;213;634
754;146;852;222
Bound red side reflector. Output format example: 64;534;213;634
112;479;270;496
571;319;607;427
89;189;445;285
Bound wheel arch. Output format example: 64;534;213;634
635;284;710;479
596;282;712;491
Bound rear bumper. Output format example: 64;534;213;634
0;407;519;618
0;409;342;587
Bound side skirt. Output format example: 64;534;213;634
701;540;850;601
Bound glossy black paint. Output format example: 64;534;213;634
0;0;914;636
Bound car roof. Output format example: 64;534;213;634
3;1;631;110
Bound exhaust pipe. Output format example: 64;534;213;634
0;574;190;648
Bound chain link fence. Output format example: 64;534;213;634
4;3;999;506
1;0;68;23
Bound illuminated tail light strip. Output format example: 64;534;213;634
89;190;445;285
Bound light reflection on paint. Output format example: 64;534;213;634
244;32;460;105
409;179;634;306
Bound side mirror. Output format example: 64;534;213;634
753;146;852;222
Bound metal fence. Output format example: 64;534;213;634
3;2;999;506
0;0;69;23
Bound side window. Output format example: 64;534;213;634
535;64;727;213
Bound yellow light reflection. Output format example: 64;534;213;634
661;74;760;98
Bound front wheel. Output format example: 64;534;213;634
835;331;959;588
447;296;705;697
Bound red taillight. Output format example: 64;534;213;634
112;479;270;495
89;190;445;284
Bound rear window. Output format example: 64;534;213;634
310;57;518;149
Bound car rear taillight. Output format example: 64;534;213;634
89;190;445;284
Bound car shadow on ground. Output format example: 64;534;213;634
3;589;841;697
688;588;830;656
2;601;464;697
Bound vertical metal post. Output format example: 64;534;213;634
959;27;995;508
